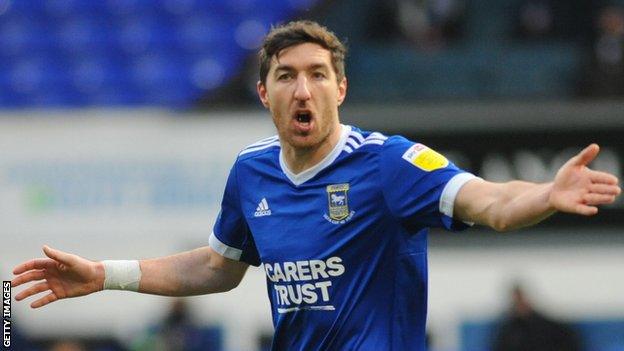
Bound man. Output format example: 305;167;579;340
492;284;582;351
12;21;621;350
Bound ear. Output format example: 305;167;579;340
257;81;270;109
337;77;347;106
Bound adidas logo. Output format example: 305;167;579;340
254;198;272;217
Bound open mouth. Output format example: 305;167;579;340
295;112;312;125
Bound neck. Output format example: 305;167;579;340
282;124;342;174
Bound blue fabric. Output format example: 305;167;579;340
213;126;470;350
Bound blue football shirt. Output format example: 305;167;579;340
209;125;476;351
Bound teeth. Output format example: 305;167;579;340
296;113;311;123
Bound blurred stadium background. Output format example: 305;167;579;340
1;0;623;350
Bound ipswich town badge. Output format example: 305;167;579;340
326;183;350;220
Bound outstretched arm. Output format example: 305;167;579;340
138;246;248;296
454;144;621;231
12;245;248;308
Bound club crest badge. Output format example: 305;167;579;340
326;183;350;221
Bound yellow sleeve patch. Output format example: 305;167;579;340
401;143;449;171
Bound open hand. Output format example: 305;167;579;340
12;246;104;308
549;144;621;216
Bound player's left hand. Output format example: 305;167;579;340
549;144;621;216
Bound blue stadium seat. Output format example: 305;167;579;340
461;318;624;351
113;17;173;55
0;0;318;108
70;58;124;95
0;17;51;57
173;15;233;54
103;0;154;18
53;18;114;56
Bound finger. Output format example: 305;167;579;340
43;245;73;266
11;270;46;288
15;281;50;302
13;258;55;275
583;193;616;205
589;183;622;196
31;293;59;309
589;170;619;185
573;144;599;167
574;204;598;216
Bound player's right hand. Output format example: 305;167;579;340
11;245;105;308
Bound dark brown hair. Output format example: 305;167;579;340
258;20;347;85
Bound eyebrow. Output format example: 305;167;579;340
274;63;330;73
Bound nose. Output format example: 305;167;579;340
293;75;311;101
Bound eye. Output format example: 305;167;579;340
277;73;292;81
312;71;326;79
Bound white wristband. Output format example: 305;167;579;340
102;260;141;291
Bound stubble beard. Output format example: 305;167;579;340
289;116;335;152
272;105;338;153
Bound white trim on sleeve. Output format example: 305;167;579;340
439;173;479;222
209;232;243;261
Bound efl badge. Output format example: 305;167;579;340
326;183;350;220
402;143;449;171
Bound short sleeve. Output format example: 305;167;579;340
210;162;261;266
380;136;476;231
